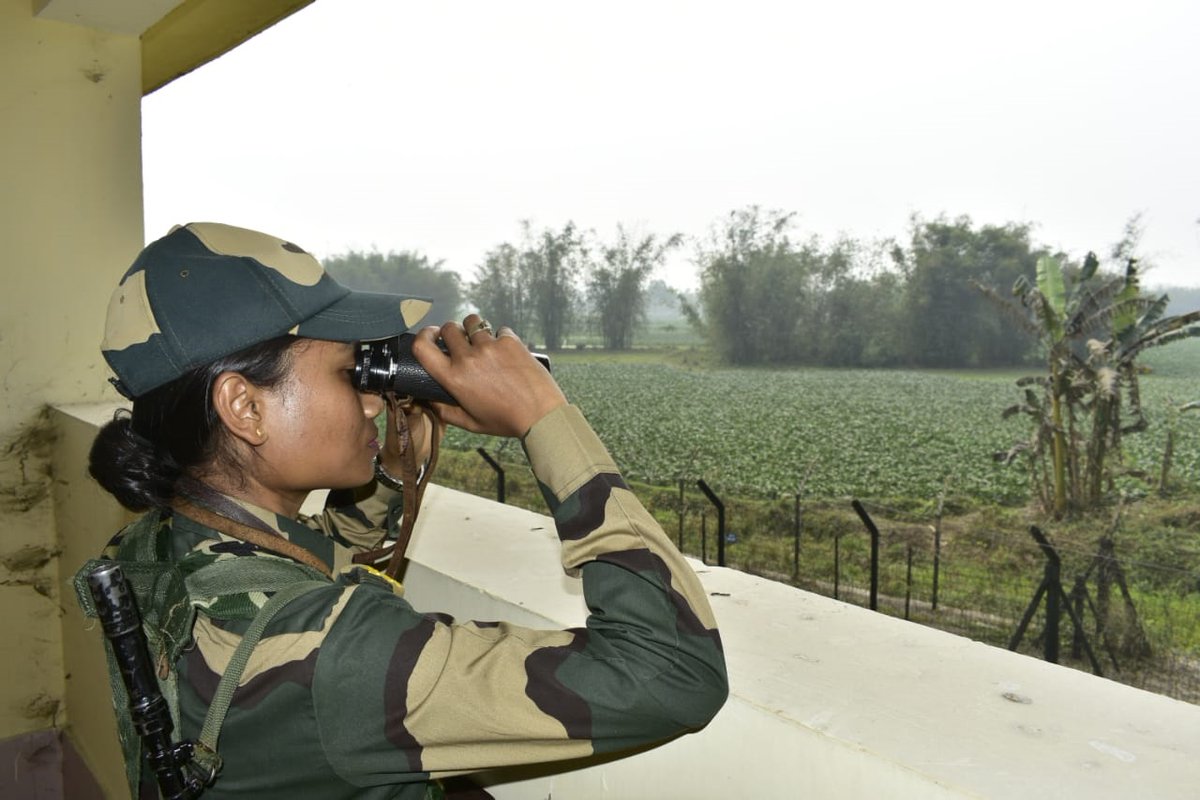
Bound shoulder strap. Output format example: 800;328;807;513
76;510;335;795
190;578;330;780
184;555;328;600
173;498;333;578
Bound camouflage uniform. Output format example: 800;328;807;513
112;404;727;798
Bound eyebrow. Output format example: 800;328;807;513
331;342;356;362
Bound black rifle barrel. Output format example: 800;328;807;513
87;562;202;800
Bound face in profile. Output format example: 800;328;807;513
251;340;384;500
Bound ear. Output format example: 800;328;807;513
212;371;268;447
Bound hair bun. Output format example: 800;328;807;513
89;411;180;511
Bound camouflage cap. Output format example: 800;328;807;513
102;222;433;398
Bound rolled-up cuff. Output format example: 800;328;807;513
522;404;618;503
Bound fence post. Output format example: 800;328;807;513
1008;526;1101;673
696;479;726;568
1070;575;1087;660
1045;543;1061;664
792;463;815;586
833;535;840;600
932;488;945;611
850;499;880;612
677;479;685;549
793;493;802;583
905;544;914;620
475;447;505;504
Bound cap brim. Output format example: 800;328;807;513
295;290;433;342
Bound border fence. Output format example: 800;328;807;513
444;451;1200;705
676;487;1200;704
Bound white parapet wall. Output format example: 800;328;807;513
56;403;1200;799
402;485;1200;800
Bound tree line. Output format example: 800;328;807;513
324;207;1194;369
325;221;681;353
687;207;1054;368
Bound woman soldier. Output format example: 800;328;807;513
87;222;727;798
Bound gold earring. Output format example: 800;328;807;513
256;428;268;443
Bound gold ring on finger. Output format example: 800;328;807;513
466;319;494;337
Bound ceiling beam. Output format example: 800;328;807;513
141;0;315;95
34;0;183;36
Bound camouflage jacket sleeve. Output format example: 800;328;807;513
311;403;728;781
301;481;405;558
171;405;726;797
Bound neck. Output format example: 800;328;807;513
188;470;304;520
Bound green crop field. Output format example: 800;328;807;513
446;339;1200;505
434;339;1200;701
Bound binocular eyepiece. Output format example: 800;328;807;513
354;334;550;405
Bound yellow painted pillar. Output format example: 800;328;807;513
0;0;142;763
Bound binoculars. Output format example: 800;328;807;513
354;334;550;405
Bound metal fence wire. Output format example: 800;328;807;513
448;453;1200;705
666;488;1200;705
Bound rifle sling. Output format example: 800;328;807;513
171;497;333;579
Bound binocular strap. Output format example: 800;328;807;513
353;401;444;579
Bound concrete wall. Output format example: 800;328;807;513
403;481;1200;800
51;406;135;798
53;402;1200;799
0;0;142;752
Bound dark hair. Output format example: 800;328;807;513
89;336;302;511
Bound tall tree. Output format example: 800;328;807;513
898;216;1042;367
806;271;907;367
323;250;462;329
694;207;815;364
523;221;586;350
787;238;906;366
644;279;687;321
467;243;534;337
587;227;682;350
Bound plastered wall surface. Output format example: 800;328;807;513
52;405;135;798
0;0;142;745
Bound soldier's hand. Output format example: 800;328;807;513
413;315;566;438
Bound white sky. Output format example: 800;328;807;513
143;0;1200;291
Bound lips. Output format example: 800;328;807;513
368;437;380;452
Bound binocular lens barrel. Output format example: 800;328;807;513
354;334;549;405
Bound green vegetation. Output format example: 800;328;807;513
323;250;462;332
429;340;1200;701
587;229;682;350
444;341;1200;503
689;210;1045;368
981;254;1200;516
468;221;589;351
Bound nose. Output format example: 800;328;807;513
361;391;384;420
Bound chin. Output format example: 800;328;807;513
329;469;373;491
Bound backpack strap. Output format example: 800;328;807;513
76;512;336;796
74;512;189;799
189;576;330;783
184;555;328;601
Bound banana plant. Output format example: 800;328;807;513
980;254;1200;516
